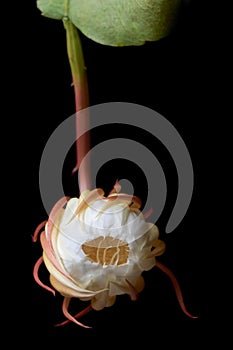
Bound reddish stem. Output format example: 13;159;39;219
64;19;91;193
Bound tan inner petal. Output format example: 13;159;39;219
82;236;129;266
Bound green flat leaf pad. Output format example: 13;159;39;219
37;0;182;46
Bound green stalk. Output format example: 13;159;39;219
63;18;91;193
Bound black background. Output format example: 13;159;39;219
15;0;224;347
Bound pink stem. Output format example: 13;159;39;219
64;19;91;193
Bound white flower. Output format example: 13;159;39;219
33;187;165;327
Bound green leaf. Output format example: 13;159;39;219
37;0;183;46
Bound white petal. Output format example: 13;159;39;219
60;197;80;225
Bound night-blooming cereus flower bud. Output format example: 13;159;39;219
33;184;196;328
33;188;165;326
46;189;165;308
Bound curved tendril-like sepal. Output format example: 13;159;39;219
57;297;92;329
31;220;47;243
143;207;154;219
47;196;70;235
125;279;139;301
107;192;142;209
156;261;198;319
67;188;104;224
33;256;56;296
54;304;92;327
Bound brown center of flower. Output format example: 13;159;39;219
82;236;129;266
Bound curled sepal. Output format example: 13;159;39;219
54;304;92;327
33;256;56;296
37;0;183;46
150;239;166;257
156;261;198;319
60;297;92;328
